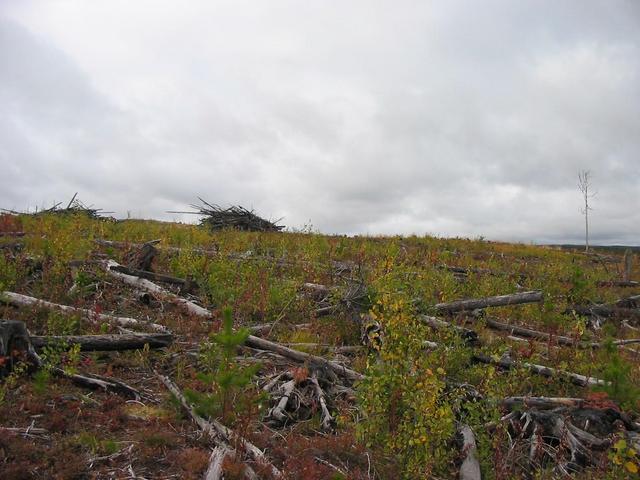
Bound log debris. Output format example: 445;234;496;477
30;333;173;352
108;263;193;290
104;260;212;318
244;335;364;383
0;291;169;333
472;353;605;387
310;372;335;431
435;291;543;314
458;424;481;480
156;373;277;478
419;315;479;345
204;445;233;480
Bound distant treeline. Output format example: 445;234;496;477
551;244;640;254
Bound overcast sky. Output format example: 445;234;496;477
1;1;638;243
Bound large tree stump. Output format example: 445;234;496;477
0;320;35;378
123;240;159;271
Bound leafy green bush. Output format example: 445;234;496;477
357;293;455;478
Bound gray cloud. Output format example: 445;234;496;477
0;1;638;244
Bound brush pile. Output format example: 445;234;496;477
176;198;284;232
1;194;109;219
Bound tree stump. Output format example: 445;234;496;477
124;240;159;271
0;320;34;378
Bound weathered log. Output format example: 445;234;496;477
597;280;639;288
104;260;212;318
487;319;640;349
568;304;640;320
472;354;605;387
0;291;169;333
244;335;364;383
0;425;49;436
435;291;543;314
248;322;312;337
108;263;191;289
0;241;23;250
311;372;334;431
262;372;292;393
30;333;173;352
458;424;481;480
204;445;232;480
615;294;640;309
300;282;333;300
267;379;296;424
3;320;145;398
419;315;479;345
484;318;577;346
500;396;585;410
95;238;218;256
156;373;274;479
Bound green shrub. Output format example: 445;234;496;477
357;293;455;478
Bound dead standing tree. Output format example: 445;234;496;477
578;170;596;253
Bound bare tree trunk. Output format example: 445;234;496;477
1;291;169;333
244;335;364;383
104;260;212;318
434;291;543;314
30;333;173;351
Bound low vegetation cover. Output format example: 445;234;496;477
0;211;639;479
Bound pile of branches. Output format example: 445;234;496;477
174;198;284;232
2;194;109;219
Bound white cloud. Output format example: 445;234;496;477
0;1;638;243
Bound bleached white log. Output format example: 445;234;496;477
104;260;212;318
1;291;168;333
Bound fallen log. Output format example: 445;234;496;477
30;333;173;352
310;372;334;431
205;445;233;480
597;280;639;288
267;379;296;424
419;315;479;345
0;241;23;250
484;318;576;346
472;354;605;387
157;373;275;479
615;294;640;309
568;305;640;320
0;291;169;333
244;335;364;383
108;263;191;289
104;260;212;318
63;370;151;401
95;238;218;256
458;424;481;480
435;291;543;314
0;425;49;436
486;318;640;350
1;322;149;400
500;396;585;410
